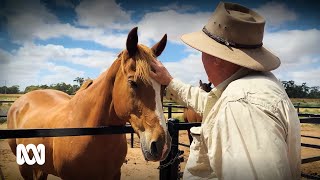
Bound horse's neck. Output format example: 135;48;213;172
69;59;125;127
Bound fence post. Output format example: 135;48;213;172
159;118;179;180
168;103;172;119
297;103;300;114
131;132;134;148
170;119;180;180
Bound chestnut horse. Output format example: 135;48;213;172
183;80;212;144
7;27;171;180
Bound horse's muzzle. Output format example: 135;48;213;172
139;131;171;161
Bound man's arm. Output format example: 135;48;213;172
165;78;209;114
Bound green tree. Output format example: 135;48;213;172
281;81;320;98
24;82;80;95
72;84;80;94
7;85;20;94
0;85;20;94
308;86;320;98
24;85;41;93
74;77;84;86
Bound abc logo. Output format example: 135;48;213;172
16;144;45;165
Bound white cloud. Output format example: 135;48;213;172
264;29;320;86
35;23;129;49
289;68;320;86
3;0;130;49
138;10;211;44
5;0;59;43
9;43;117;68
254;2;297;27
264;29;320;66
3;1;210;49
159;3;195;12
75;0;132;28
163;52;208;86
40;63;85;86
0;43;119;90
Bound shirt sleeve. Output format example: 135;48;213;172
204;100;293;180
165;78;209;114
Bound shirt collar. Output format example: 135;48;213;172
210;67;251;98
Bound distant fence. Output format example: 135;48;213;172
0;100;14;118
2;101;320;117
0;101;15;103
295;102;320;114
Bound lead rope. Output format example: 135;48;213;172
157;145;182;169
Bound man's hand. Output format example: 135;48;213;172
150;58;173;86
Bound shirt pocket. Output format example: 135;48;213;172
184;127;212;178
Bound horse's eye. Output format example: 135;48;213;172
128;80;138;88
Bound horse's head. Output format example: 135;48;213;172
112;27;171;161
199;80;212;92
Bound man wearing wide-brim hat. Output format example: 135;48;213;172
150;2;300;180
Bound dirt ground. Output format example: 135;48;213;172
0;124;319;180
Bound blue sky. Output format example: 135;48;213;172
0;0;319;91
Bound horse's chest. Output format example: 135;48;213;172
53;135;127;178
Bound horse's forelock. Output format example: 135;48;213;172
120;45;155;85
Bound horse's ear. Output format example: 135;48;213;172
76;79;93;94
208;82;212;87
151;34;167;57
126;27;138;57
199;80;203;85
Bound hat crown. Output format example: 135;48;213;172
204;2;265;47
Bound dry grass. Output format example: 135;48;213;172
299;108;320;114
291;98;320;104
0;94;22;101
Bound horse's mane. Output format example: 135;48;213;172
120;44;155;84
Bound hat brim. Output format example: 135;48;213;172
181;31;280;72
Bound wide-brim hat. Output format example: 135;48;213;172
181;2;280;71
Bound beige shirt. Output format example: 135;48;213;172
166;68;301;180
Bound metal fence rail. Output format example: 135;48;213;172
0;100;15;103
0;125;134;139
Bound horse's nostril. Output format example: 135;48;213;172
150;141;158;156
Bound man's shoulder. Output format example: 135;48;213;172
230;71;282;88
222;71;288;103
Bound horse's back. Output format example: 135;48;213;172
183;108;202;123
7;89;71;129
6;90;71;177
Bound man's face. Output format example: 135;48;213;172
201;52;241;85
201;52;220;83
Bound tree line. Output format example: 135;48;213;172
281;81;320;98
0;79;320;98
0;77;87;95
